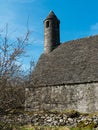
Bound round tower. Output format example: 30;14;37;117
44;11;60;54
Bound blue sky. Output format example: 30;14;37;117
0;0;98;69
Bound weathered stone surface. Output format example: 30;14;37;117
25;82;98;113
44;11;60;54
32;35;98;86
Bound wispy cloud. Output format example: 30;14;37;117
0;0;43;65
7;0;36;3
90;22;98;35
91;23;98;30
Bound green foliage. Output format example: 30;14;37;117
70;127;94;130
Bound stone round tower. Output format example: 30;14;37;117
44;11;60;54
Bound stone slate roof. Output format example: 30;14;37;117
44;11;60;22
32;35;98;86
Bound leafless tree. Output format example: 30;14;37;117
0;24;31;113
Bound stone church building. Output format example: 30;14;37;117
25;11;98;113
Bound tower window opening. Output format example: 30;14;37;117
57;22;59;28
46;21;49;28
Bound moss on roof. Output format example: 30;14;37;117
32;35;98;86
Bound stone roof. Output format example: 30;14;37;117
44;11;60;22
32;35;98;86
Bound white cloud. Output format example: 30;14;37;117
0;0;43;66
91;23;98;30
90;23;98;35
8;0;35;3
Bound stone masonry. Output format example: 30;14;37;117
25;82;98;113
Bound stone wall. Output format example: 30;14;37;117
25;82;98;113
1;111;98;128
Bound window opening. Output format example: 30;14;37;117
46;21;49;28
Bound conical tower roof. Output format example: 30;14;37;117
44;11;60;22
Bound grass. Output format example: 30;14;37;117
0;123;96;130
15;126;71;130
13;125;97;130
